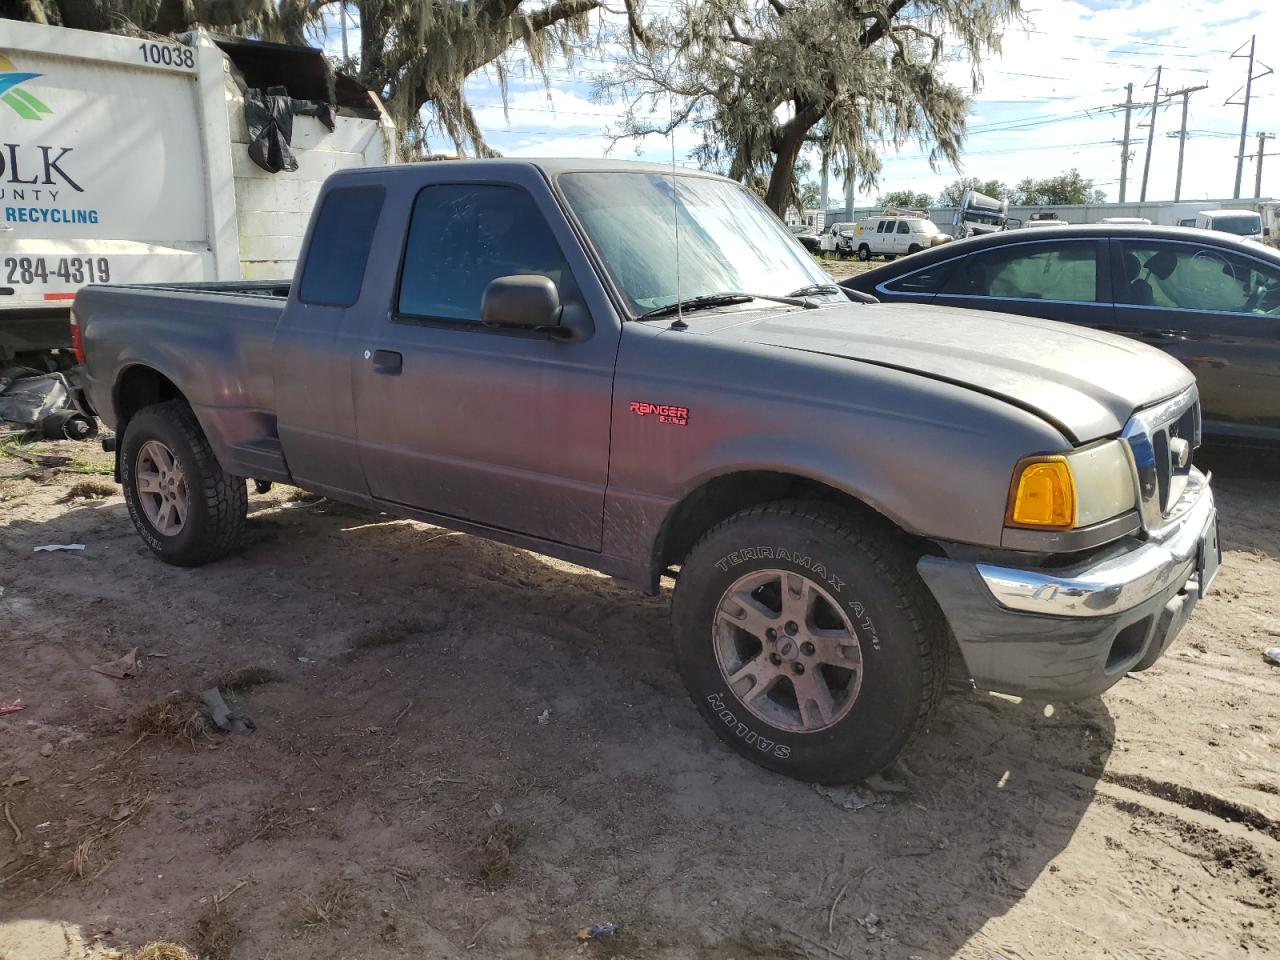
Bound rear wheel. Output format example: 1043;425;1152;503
907;243;922;255
672;501;948;782
121;400;247;566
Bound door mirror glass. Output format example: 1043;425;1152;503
481;275;562;329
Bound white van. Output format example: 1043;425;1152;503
1184;209;1265;243
851;215;950;261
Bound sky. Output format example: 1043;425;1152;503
321;0;1280;207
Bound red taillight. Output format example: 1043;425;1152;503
69;307;85;365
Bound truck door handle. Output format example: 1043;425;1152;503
370;349;402;375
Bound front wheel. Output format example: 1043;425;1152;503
121;400;247;567
856;244;872;262
672;502;948;782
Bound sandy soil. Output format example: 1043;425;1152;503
1;436;1277;960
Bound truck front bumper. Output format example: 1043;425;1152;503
917;483;1218;701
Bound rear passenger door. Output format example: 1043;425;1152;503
350;172;619;551
1109;238;1280;438
933;238;1112;327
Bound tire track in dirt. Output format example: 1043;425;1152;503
1102;771;1280;843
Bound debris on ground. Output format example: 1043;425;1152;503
59;479;116;502
1264;647;1280;667
864;773;909;794
210;666;281;692
576;922;620;942
200;687;256;734
0;701;23;716
91;647;140;679
536;708;551;725
813;783;885;811
129;693;208;746
126;942;198;960
33;543;86;553
474;817;526;890
858;912;880;933
0;369;98;440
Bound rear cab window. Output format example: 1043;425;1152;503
298;185;384;307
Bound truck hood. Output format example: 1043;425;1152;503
686;301;1194;442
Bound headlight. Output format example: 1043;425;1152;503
1006;440;1136;530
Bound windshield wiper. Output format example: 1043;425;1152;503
639;291;814;321
786;283;841;297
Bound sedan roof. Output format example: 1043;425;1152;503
841;223;1280;291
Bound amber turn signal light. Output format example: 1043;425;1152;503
1006;456;1076;530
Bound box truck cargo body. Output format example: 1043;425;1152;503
0;19;395;365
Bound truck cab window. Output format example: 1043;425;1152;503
298;186;385;307
397;184;569;323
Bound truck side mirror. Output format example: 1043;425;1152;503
481;275;562;330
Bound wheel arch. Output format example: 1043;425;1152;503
649;469;919;590
111;364;191;480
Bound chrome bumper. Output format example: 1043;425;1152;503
977;471;1216;618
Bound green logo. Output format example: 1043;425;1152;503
0;55;53;120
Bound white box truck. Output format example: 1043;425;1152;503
0;19;395;369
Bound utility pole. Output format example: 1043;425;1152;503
340;3;349;62
1115;83;1136;202
1166;84;1209;201
1139;66;1162;202
1228;36;1273;198
819;146;830;227
1254;132;1276;198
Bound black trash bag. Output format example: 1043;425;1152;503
245;85;299;174
244;85;339;174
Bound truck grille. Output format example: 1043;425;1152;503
1122;388;1201;533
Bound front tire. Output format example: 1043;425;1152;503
121;400;247;567
672;502;948;782
856;244;872;262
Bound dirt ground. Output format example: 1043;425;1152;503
1;432;1278;960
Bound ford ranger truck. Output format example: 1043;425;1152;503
73;160;1220;783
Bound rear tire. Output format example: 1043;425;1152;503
907;244;922;255
672;501;948;783
120;400;247;567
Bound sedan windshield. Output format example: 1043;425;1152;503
558;171;833;316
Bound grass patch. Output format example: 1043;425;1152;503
128;693;207;747
190;904;241;960
66;461;114;476
59;479;116;502
295;880;356;932
127;943;197;960
210;666;281;693
473;818;527;891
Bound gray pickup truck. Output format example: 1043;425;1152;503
75;159;1220;782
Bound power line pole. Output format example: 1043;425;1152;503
1228;36;1274;198
1139;66;1162;202
1166;84;1209;201
1114;83;1136;202
1255;132;1276;198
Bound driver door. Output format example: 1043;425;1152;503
351;177;617;550
1108;238;1280;438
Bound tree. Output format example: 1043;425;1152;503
2;0;648;157
601;0;1023;215
1011;169;1106;205
797;181;821;210
877;189;933;210
937;176;1008;206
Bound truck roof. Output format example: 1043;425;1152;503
326;157;735;183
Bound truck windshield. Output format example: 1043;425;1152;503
1209;215;1262;236
558;172;832;317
